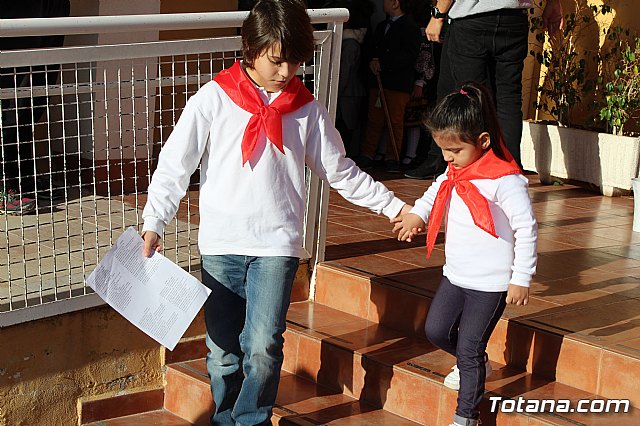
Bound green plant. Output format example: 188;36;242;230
596;27;640;135
529;1;610;126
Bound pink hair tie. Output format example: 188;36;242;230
459;89;469;95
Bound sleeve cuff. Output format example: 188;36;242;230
382;197;406;219
510;272;531;288
409;205;429;223
142;217;166;236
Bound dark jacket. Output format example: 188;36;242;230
365;14;421;93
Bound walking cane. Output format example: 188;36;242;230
375;73;400;162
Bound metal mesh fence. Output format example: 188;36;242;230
0;16;342;316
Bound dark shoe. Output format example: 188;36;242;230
355;156;374;170
385;160;401;173
404;156;447;179
35;177;65;200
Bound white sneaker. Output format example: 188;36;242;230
443;357;493;391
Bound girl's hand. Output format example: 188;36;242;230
506;284;529;306
391;213;425;242
141;231;163;257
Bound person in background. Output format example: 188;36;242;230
141;1;409;424
357;0;421;173
393;82;537;426
0;0;70;214
405;0;564;179
333;0;375;158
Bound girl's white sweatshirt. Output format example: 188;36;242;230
142;80;405;258
410;171;537;291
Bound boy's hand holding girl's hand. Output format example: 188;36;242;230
506;284;529;306
391;206;425;242
141;231;163;257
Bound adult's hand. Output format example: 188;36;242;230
542;0;564;36
425;18;445;43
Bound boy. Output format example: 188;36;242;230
358;0;421;172
141;0;408;424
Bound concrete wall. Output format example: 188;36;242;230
0;306;206;425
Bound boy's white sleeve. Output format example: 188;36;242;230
409;171;447;222
304;104;405;219
496;174;538;287
142;96;211;235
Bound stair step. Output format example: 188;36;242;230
314;262;640;405
83;409;192;425
284;301;640;425
163;359;419;425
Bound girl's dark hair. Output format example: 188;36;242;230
241;0;315;68
424;81;509;161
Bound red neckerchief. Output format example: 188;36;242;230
213;60;315;166
425;148;521;258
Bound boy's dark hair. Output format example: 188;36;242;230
242;0;315;68
424;81;509;161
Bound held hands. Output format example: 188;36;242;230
391;211;425;242
506;284;529;306
141;231;163;257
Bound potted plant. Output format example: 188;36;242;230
521;0;640;196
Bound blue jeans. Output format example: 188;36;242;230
201;255;300;426
425;276;506;420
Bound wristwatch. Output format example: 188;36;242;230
431;6;447;19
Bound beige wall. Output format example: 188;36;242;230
0;306;206;425
524;0;640;132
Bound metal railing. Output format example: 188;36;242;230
0;9;346;326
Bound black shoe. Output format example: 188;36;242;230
385;160;401;173
355;156;374;170
35;177;65;200
404;156;446;179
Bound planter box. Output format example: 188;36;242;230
521;121;640;196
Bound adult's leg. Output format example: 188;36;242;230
492;13;529;166
454;287;506;421
233;256;299;426
202;255;248;426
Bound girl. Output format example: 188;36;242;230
392;81;537;426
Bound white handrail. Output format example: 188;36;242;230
0;9;348;37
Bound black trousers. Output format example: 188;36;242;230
428;10;529;167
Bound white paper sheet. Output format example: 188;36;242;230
86;227;210;350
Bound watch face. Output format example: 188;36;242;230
431;6;445;18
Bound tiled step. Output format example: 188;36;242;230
314;262;640;407
284;301;640;425
83;409;193;426
164;359;420;425
81;300;640;425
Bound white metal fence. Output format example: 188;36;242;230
0;9;346;325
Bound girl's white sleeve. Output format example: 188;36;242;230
304;104;405;219
496;174;538;287
142;96;211;235
409;171;448;222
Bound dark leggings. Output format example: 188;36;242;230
425;276;507;420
